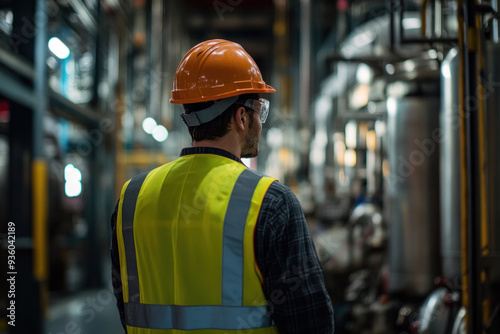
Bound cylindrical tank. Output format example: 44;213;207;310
386;75;441;297
440;47;462;282
440;43;500;285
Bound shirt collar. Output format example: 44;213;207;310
180;147;244;165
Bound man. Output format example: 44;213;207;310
111;39;334;333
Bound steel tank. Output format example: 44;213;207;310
440;47;462;282
386;66;442;297
440;43;500;284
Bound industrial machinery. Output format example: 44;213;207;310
311;1;500;333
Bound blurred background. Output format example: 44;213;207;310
1;0;500;333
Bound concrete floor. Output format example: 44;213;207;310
45;288;124;334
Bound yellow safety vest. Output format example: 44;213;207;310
117;153;279;333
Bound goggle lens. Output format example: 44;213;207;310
244;98;270;123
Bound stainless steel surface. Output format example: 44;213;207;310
417;288;452;334
440;47;462;282
348;202;386;249
451;306;467;334
386;95;441;297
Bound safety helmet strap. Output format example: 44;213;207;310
180;95;239;126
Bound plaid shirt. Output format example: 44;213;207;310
110;147;334;333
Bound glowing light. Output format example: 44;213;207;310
65;181;82;197
64;164;82;197
428;49;438;59
350;84;370;109
375;120;386;136
64;164;81;182
152;125;168;142
344;149;357;167
403;59;416;72
356;64;373;84
403;18;421;30
310;145;325;166
367;130;376;151
48;37;70;59
142;117;157;134
345;121;357;149
335;141;346;165
387;97;397;117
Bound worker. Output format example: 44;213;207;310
110;39;334;333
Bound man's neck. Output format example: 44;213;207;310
193;135;241;159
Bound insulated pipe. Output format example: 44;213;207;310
421;0;428;37
456;0;470;330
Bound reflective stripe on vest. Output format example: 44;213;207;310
124;303;271;330
121;168;272;330
121;170;149;304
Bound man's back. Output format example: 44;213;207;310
114;151;279;332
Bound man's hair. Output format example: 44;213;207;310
183;93;259;142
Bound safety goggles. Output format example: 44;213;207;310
242;98;270;124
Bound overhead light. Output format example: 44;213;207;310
403;59;416;72
48;37;70;59
345;120;357;149
356;64;373;84
344;149;357;167
64;164;82;197
403;18;421;30
142;117;157;134
152;125;168;142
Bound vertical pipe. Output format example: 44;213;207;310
463;0;481;332
299;0;311;127
150;0;163;120
456;0;470;330
33;0;48;318
493;0;499;43
399;0;405;43
388;0;395;51
421;0;429;37
34;2;47;159
475;1;491;327
435;0;442;38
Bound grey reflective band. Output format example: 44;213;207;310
180;95;239;126
222;169;262;305
125;303;272;330
121;171;150;303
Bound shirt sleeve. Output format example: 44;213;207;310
110;200;127;332
255;182;335;334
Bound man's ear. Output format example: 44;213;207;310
233;106;246;131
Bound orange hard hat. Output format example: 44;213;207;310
170;39;275;104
